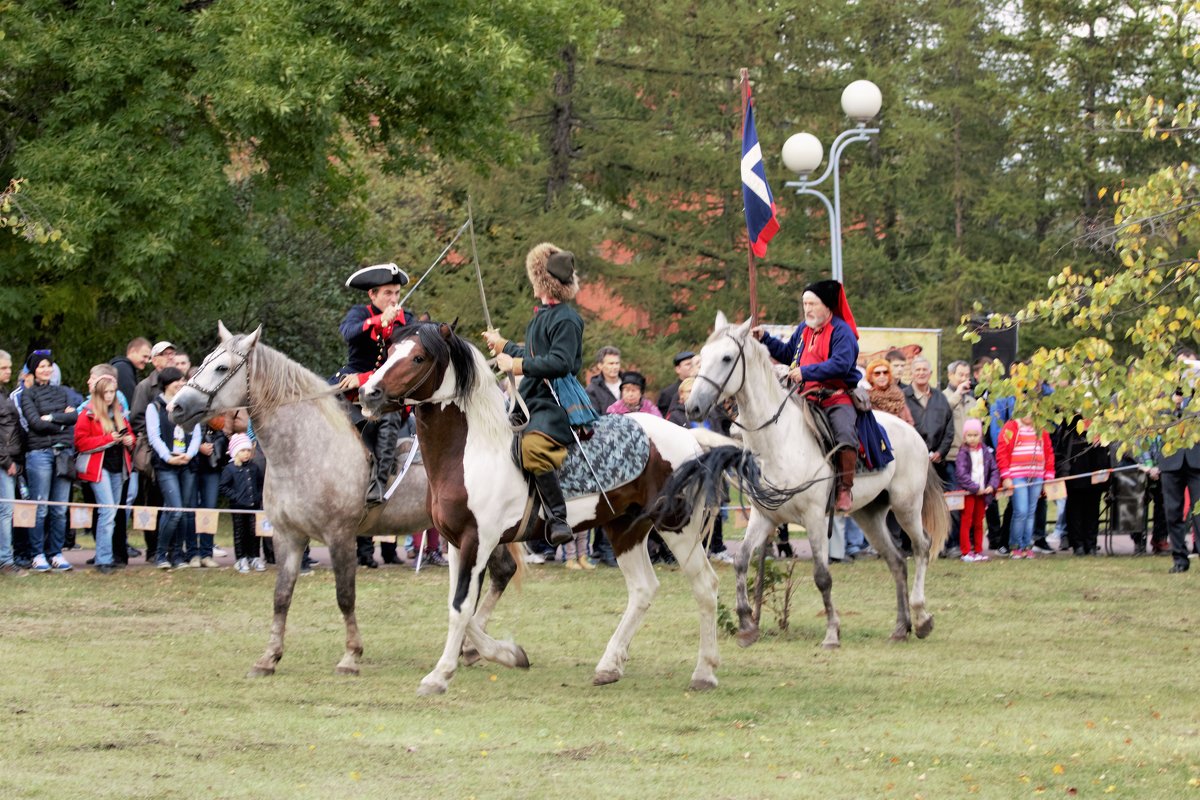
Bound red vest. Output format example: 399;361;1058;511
798;324;852;407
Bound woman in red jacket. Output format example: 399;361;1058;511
74;375;134;573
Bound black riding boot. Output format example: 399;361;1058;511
364;413;401;506
533;471;574;546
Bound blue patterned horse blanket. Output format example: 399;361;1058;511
559;414;649;500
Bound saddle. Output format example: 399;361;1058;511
510;415;649;500
791;391;894;474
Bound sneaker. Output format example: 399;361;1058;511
189;556;201;568
31;554;51;572
50;554;73;571
251;557;266;572
235;558;250;574
710;550;736;564
960;554;974;562
156;559;171;570
996;545;1010;556
94;564;116;574
1010;550;1022;560
425;550;449;567
213;547;228;557
1024;548;1036;559
523;551;546;565
200;556;219;568
172;560;190;570
299;563;313;576
1032;542;1054;555
1;562;30;577
127;546;142;558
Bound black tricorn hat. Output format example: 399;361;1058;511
619;370;646;391
346;263;410;291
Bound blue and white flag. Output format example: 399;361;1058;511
741;99;780;258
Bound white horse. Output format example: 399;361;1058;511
681;312;949;647
359;321;720;695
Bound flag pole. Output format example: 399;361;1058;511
740;68;758;325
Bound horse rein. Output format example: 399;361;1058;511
696;331;801;434
184;347;251;418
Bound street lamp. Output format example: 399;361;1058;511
781;79;882;284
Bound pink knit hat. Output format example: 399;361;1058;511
228;433;254;458
963;418;983;437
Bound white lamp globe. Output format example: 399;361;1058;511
781;132;824;176
841;79;882;123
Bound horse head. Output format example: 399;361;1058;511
360;321;475;417
687;311;756;421
171;321;260;428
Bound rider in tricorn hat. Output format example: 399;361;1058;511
482;243;583;546
333;263;416;509
751;279;862;513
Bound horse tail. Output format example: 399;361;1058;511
643;445;769;531
922;462;950;555
507;542;525;589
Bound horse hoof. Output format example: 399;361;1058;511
914;616;934;639
688;677;718;692
593;670;621;686
247;665;275;678
888;632;909;643
820;641;841;651
736;628;760;648
417;681;447;696
334;664;360;676
513;646;530;670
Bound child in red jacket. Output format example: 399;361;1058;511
995;415;1055;558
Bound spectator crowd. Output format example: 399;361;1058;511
2;334;1197;578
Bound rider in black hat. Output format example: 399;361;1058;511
333;263;417;515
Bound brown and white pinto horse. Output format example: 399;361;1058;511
359;321;720;696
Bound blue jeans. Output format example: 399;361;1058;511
155;466;196;564
90;469;125;567
0;468;14;565
26;449;72;559
191;470;219;559
844;515;868;555
1009;477;1043;550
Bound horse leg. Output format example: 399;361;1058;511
459;554;529;671
594;525;658;686
855;504;912;642
248;531;305;677
461;544;516;666
732;511;774;648
660;510;721;691
418;542;472;695
328;530;364;675
894;501;934;639
801;509;840;650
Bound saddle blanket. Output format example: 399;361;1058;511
560;415;649;500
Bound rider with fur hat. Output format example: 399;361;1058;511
333;262;415;509
482;243;584;546
751;279;862;513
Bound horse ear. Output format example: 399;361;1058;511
438;322;453;340
735;317;753;338
449;317;460;333
714;310;728;330
242;324;263;350
217;320;232;343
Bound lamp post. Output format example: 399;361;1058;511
781;79;882;284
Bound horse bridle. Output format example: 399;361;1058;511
184;346;251;418
695;331;803;434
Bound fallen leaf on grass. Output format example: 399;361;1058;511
1053;764;1065;775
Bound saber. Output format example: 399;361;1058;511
468;195;494;332
398;218;471;310
383;434;422;501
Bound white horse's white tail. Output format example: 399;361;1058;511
922;462;951;555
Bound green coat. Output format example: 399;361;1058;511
502;302;584;446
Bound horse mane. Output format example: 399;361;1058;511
240;336;352;433
397;322;512;445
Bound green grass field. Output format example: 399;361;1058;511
2;551;1197;799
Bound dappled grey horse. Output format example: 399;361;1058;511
171;323;521;677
